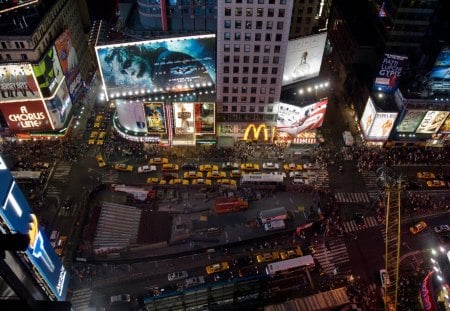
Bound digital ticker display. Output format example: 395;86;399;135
0;156;69;301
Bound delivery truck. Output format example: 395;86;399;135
264;220;286;231
259;207;287;224
215;197;249;214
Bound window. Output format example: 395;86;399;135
268;8;274;17
242;77;248;83
258;0;264;3
257;8;263;16
20;54;28;60
232;86;238;93
224;44;230;52
255;33;261;41
269;88;275;94
307;7;313;14
224;66;229;73
235;20;241;29
234;55;240;62
273;56;279;64
241;86;247;93
1;42;6;49
225;0;231;2
250;106;255;112
244;45;250;53
235;33;241;40
246;8;253;16
243;56;250;63
251;97;256;103
223;86;229;93
258;106;264;112
251;87;257;94
224;32;230;40
256;21;262;29
234;44;240;52
280;0;286;4
232;96;237;102
278;9;285;17
271;78;277;84
235;8;242;16
224;55;230;63
267;106;273;113
223;105;228;112
241;96;247;102
225;20;231;28
6;54;11;60
232;106;237;112
259;97;266;103
223;77;229;83
253;56;259;63
240;106;246;112
233;66;239;73
261;77;267;84
243;66;249;73
252;77;257;84
262;67;268;74
245;33;251;41
254;45;260;52
252;67;258;74
263;56;269;64
225;8;231;16
269;97;275;103
264;45;271;53
265;33;271;41
246;21;252;29
15;42;20;49
277;22;283;30
272;67;278;74
247;0;253;3
275;34;282;41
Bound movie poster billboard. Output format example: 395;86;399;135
32;46;64;98
0;158;69;301
367;112;398;139
0;64;41;102
282;33;327;86
45;82;72;130
173;102;195;134
373;53;408;94
0;100;51;131
276;99;328;136
360;97;377;136
96;34;216;98
144;102;166;133
416;111;450;134
439;115;450;133
114;100;148;133
430;47;450;80
396;110;426;133
194;102;215;134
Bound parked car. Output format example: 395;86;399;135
137;165;157;173
229;170;242;178
32;162;50;169
167;271;188;281
192;178;212;186
438;235;449;244
379;269;390;288
434;225;450;233
146;177;166;185
217;179;237;186
169;178;189;185
280;246;302;260
410;221;427;235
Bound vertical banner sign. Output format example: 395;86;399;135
144;102;166;133
173;102;194;134
194;102;215;134
373;53;408;94
32;46;64;98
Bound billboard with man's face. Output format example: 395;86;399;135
0;64;41;102
32;46;64;98
416;111;450;134
144;102;166;133
0;100;51;131
194;102;215;134
96;34;216;99
396;110;426;133
282;33;327;86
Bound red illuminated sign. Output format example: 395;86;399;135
0;100;51;131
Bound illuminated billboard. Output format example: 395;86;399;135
282;33;327;86
429;47;450;92
0;100;52;131
0;64;41;102
360;98;377;136
45;82;72;129
373;53;408;94
0;0;38;14
115;100;148;133
32;46;64;98
416;111;449;134
96;34;216;98
276;99;328;136
439;115;450;133
367;112;398;139
173;102;195;134
144;102;166;133
194;102;215;134
396;110;426;133
0;156;69;301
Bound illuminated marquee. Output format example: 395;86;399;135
243;124;269;141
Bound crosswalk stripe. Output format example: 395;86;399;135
342;216;380;233
361;171;380;200
313;237;350;275
334;192;370;203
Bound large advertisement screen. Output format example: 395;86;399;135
360;97;377;137
115;100;148;133
96;34;216;98
0;64;41;102
32;46;64;98
367;112;398;139
173;102;195;134
373;53;408;94
0;100;52;131
144;102;166;133
415;111;449;134
429;47;450;92
396;110;426;133
194;102;215;134
0;158;69;301
439;115;450;133
45;82;72;129
276;99;328;136
282;33;327;86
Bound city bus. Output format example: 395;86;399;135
265;255;315;276
240;173;284;186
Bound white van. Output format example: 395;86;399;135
264;220;286;231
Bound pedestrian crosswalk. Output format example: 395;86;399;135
334;192;370;203
341;146;353;160
101;170;118;183
342;216;380;232
45;161;72;197
361;170;381;200
313;237;351;276
314;169;329;189
70;287;92;311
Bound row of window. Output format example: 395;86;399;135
221;104;274;113
166;7;216;15
218;113;276;123
225;0;287;5
0;54;28;61
224;44;281;53
223;96;275;104
225;7;286;18
224;55;280;65
223;76;277;85
224;20;284;30
223;86;276;95
223;66;279;75
224;32;283;41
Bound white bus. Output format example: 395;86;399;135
240;173;284;185
266;255;315;276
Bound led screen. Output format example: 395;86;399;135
439;115;450;133
144;102;166;133
430;47;450;79
173;102;195;134
115;100;148;133
360;97;377;137
396;110;426;133
45;82;72;130
32;46;64;98
0;100;52;131
0;64;40;102
96;34;216;98
282;33;327;86
276;99;327;136
416;111;449;134
373;53;408;94
367;112;398;139
194;102;215;134
0;0;38;14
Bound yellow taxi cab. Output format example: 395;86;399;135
417;172;436;179
426;180;446;188
240;163;260;171
283;163;303;171
93;115;103;129
146;177;167;185
96;154;107;168
162;163;179;172
183;171;204;179
149;157;169;165
97;131;106;145
217;179;237;186
55;235;67;256
113;163;134;172
88;131;98;145
192;178;212;186
229;170;242;178
199;164;219;172
169;178;189;185
206;170;227;179
256;252;280;263
280;246;302;260
410;221;427;235
205;262;229;274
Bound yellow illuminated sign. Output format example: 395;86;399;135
243;124;268;141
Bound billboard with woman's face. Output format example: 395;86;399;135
396;110;426;133
96;34;216;99
416;111;449;134
360;98;376;137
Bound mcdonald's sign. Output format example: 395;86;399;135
243;124;269;141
